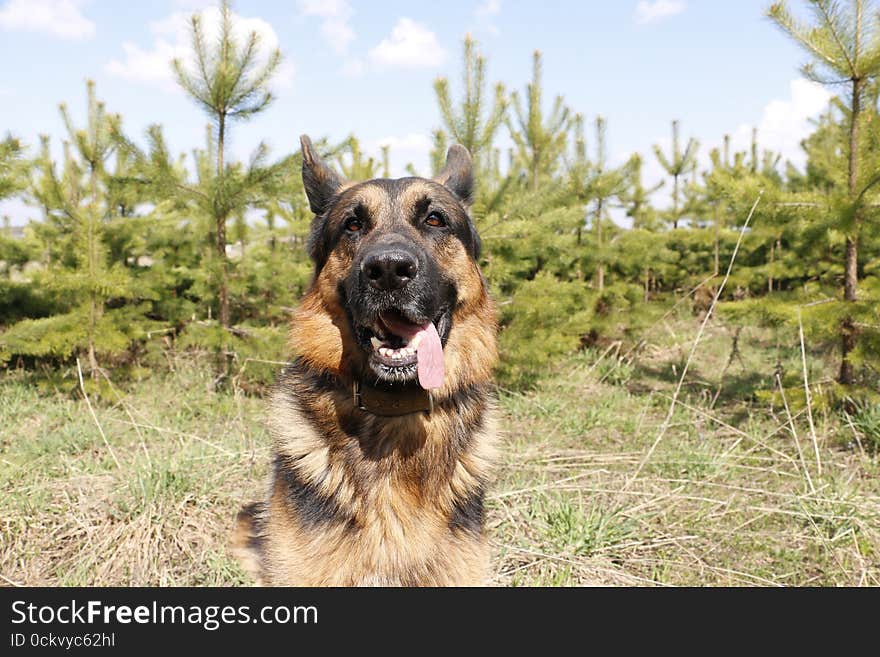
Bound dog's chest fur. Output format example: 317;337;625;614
249;367;497;586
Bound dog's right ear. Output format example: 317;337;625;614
300;134;342;215
435;144;474;204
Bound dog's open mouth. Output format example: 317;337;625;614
359;308;450;389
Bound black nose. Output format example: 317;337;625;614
361;250;419;291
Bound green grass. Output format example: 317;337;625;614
491;319;880;586
1;316;879;586
846;400;880;453
0;359;266;586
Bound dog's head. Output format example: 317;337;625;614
289;135;496;394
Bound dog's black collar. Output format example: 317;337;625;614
353;381;434;417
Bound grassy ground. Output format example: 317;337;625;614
2;317;879;586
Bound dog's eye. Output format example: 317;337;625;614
425;211;447;228
345;217;363;233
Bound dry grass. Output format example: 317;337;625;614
1;360;267;586
1;322;879;587
490;323;880;586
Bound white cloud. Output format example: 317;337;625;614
0;0;95;40
298;0;354;56
321;19;355;55
106;41;179;90
476;0;502;18
475;0;502;35
106;7;292;93
373;133;433;178
297;0;349;19
729;78;832;169
341;58;366;77
634;0;686;25
368;18;447;70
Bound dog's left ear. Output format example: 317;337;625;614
300;134;343;214
434;144;474;204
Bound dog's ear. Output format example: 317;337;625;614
300;134;343;214
434;144;474;204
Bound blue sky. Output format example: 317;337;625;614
0;0;834;224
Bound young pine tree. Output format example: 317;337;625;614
570;114;636;290
767;0;880;384
0;135;25;201
172;0;282;334
507;50;572;192
432;34;507;180
620;153;664;231
653;119;699;229
705;130;791;294
0;135;40;309
1;82;145;374
703;141;731;277
120;122;289;322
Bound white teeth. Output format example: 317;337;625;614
410;335;422;349
375;343;417;362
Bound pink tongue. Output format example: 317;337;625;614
380;314;445;390
413;322;444;389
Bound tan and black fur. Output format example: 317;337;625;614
231;135;498;586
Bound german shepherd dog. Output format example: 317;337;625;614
231;135;498;586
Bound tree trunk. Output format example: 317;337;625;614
531;151;539;192
713;202;720;277
216;115;230;331
672;174;679;229
839;235;858;384
839;79;861;385
87;297;99;377
775;238;782;291
87;170;101;379
844;236;858;301
214;114;233;384
595;204;604;291
768;240;774;294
